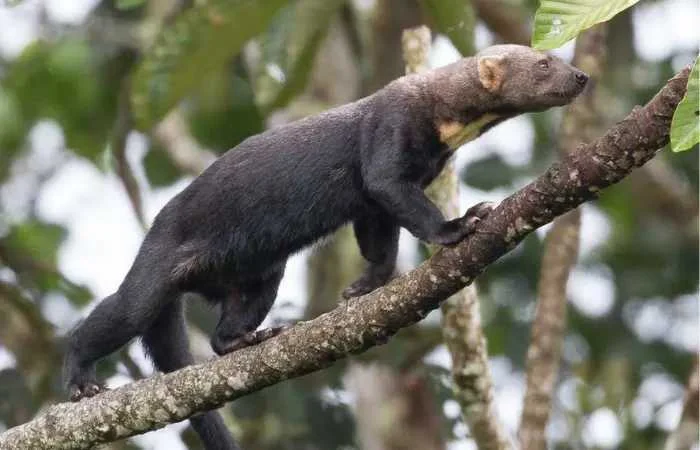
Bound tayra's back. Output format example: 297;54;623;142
156;97;374;265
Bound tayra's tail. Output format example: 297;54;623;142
142;299;240;450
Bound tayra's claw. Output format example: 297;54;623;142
215;326;291;355
342;275;388;299
465;201;496;219
69;381;106;401
461;201;496;233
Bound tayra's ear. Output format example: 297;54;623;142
477;55;506;93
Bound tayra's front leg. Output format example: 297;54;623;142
365;174;495;247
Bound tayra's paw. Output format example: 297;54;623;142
212;326;290;356
342;272;393;299
65;361;106;401
67;377;106;401
342;282;372;299
428;201;497;247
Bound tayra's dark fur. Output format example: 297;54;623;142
64;45;587;449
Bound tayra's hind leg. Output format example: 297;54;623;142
211;265;286;355
63;292;144;400
64;263;176;400
343;212;399;298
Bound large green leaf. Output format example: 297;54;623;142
420;0;476;56
131;0;288;130
255;0;345;114
670;57;699;152
532;0;639;50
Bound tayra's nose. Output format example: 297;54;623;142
575;71;589;86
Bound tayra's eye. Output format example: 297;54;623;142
538;59;550;70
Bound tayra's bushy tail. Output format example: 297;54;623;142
142;299;240;450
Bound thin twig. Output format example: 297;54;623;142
111;78;147;229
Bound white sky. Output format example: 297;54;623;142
0;0;698;448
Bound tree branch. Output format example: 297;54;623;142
0;67;690;450
519;25;607;450
402;24;510;450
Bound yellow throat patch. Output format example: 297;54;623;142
437;113;501;151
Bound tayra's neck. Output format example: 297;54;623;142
436;113;503;150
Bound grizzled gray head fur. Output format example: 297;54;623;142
424;44;589;123
475;44;588;110
415;44;589;149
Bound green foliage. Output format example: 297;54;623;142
131;0;288;129
255;0;345;114
420;0;476;55
461;154;518;190
4;221;66;268
1;221;92;305
233;378;355;449
4;39;122;163
115;0;146;10
532;0;640;50
0;87;27;180
143;142;182;187
670;56;699;152
0;370;34;427
188;69;264;152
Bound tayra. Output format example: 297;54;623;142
64;44;587;450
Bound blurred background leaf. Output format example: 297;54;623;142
420;0;476;55
131;0;288;129
3;39;123;163
255;0;346;114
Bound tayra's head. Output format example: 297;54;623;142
426;45;589;150
475;44;589;110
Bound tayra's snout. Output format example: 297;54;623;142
575;70;589;87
